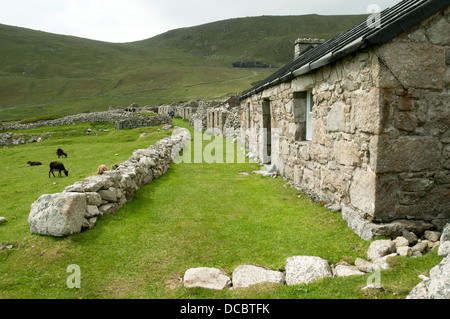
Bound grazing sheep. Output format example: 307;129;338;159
49;161;69;178
56;148;67;158
27;161;42;166
97;164;108;175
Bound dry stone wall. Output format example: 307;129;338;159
114;114;171;130
1;108;170;145
4;110;135;131
28;127;190;237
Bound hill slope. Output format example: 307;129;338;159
134;14;368;66
0;14;367;122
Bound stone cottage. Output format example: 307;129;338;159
239;0;450;240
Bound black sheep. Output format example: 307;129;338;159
56;148;67;158
27;161;42;166
49;161;69;178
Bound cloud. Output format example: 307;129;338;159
37;0;178;42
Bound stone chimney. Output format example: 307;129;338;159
294;38;326;59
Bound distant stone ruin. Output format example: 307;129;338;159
158;95;241;136
1;106;170;146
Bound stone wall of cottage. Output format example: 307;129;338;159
368;8;450;230
240;8;449;239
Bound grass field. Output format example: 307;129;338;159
0;118;442;299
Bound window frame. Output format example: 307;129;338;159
305;91;314;141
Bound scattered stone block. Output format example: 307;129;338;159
232;265;284;288
183;267;231;290
372;253;397;270
394;236;409;248
424;230;441;242
367;239;395;261
438;226;450;257
285;256;333;285
397;246;412;257
412;241;428;253
407;255;450;299
333;265;365;277
355;258;377;273
402;230;418;246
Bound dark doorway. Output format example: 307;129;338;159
262;99;271;164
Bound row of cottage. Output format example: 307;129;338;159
159;0;450;240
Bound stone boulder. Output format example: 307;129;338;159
183;267;231;290
372;253;397;270
397;246;412;257
232;265;285;288
402;230;418;246
407;255;450;299
438;223;450;257
367;239;396;261
285;256;333;285
355;258;378;273
393;236;409;248
333;264;365;277
424;230;441;242
28;193;86;237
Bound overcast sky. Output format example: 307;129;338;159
1;0;403;43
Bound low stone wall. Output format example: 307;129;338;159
28;127;190;237
4;110;134;131
114;114;171;130
1;111;171;145
0;132;43;146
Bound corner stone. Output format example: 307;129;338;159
28;192;87;237
285;256;333;285
183;267;231;290
232;265;285;288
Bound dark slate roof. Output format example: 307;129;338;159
239;0;449;99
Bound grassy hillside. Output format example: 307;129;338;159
135;14;368;66
0;14;367;122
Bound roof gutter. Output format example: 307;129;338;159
292;37;367;78
239;0;449;101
